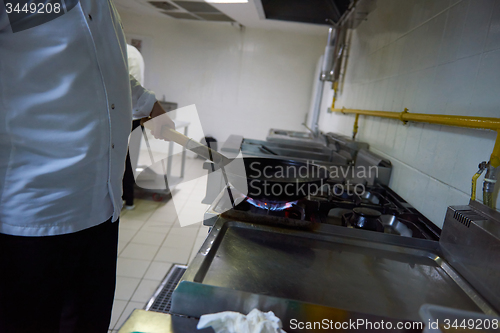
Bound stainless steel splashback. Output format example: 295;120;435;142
355;149;392;186
440;200;500;313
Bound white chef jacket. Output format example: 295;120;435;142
127;44;145;86
0;0;157;236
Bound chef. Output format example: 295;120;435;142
122;43;146;210
0;1;173;332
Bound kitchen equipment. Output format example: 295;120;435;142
202;133;392;205
343;207;384;232
202;134;346;204
169;185;500;331
221;209;314;230
354;149;392;185
158;127;232;168
325;132;369;161
165;144;500;331
204;181;441;241
266;128;328;148
235;157;329;202
156;127;330;205
171;219;495;329
132;120;189;201
141;122;240;206
197;136;218;159
440;200;500;312
241;138;347;163
258;144;278;155
167;122;500;330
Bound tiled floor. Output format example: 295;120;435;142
108;157;211;332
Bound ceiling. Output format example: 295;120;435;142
113;0;331;35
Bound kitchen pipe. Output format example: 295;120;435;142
471;162;487;202
352;113;359;140
311;1;358;135
331;107;500;209
309;79;324;137
320;27;337;82
309;28;337;136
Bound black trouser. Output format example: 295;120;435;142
122;119;142;206
123;150;135;206
0;218;118;333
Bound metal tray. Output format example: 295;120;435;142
173;219;496;323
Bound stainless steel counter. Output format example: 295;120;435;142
171;218;496;331
266;129;328;148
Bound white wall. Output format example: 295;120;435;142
118;10;327;143
319;0;500;227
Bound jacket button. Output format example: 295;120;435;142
112;144;115;149
88;14;93;21
111;104;115;109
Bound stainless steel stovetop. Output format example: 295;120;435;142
171;215;496;331
204;182;441;241
168;179;499;332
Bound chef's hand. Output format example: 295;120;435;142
141;101;175;140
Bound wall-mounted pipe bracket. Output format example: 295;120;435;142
400;108;409;125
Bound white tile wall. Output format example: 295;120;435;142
117;10;327;142
457;0;496;59
319;0;500;227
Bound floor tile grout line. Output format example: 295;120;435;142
187;226;209;263
112;300;144;331
109;299;128;331
115;204;169;327
117;223;144;256
113;158;207;329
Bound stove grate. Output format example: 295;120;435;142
145;264;187;314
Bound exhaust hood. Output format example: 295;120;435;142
148;1;236;22
259;0;352;25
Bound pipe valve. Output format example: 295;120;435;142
483;163;499;209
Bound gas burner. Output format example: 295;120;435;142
246;197;298;211
206;183;440;240
330;183;358;200
359;191;381;205
328;183;385;205
343;207;384;232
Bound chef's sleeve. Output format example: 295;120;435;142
1;3;10;32
130;74;157;119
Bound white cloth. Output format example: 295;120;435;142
0;0;157;236
197;309;287;333
127;44;145;86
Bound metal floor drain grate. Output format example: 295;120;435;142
145;264;187;314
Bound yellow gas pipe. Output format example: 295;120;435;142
471;162;487;201
352;113;359;140
334;107;500;207
491;133;500;168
